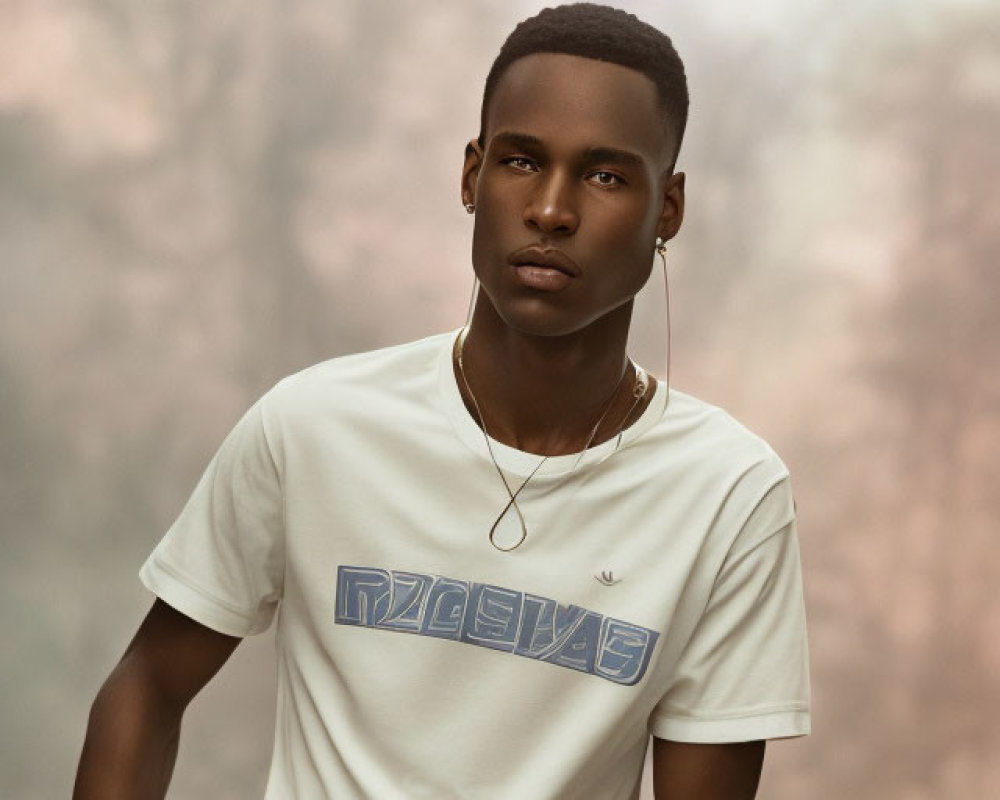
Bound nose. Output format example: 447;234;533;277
523;170;579;235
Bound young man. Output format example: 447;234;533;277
75;4;809;799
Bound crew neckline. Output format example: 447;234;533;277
437;327;668;479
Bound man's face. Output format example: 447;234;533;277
462;52;684;337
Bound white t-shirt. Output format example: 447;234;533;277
140;328;810;799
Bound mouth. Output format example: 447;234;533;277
507;246;581;277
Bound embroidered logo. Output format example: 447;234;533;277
595;570;621;586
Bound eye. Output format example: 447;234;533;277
500;156;538;172
589;170;624;188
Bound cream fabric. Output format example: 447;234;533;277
140;328;810;799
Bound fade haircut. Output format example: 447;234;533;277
478;3;690;169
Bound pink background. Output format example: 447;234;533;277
2;1;998;797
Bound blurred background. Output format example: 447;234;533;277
2;0;998;797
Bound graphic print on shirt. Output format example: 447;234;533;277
334;565;659;686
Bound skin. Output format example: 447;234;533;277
75;50;764;800
461;53;766;797
74;600;240;799
459;52;685;455
652;739;766;799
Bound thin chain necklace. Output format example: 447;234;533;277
455;326;649;551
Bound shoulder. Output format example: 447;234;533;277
630;387;795;548
260;329;454;416
237;330;455;459
648;387;789;485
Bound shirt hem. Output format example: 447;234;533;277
139;557;256;637
649;707;810;743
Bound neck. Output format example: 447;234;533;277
456;293;654;456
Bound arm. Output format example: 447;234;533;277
73;598;241;800
652;738;765;800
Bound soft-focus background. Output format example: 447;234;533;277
2;0;998;797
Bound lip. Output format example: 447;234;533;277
510;264;573;292
507;246;581;277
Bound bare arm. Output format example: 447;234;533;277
73;599;242;800
652;738;765;800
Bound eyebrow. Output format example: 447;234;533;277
490;131;545;151
581;146;644;169
490;131;646;169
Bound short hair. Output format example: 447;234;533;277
478;3;690;169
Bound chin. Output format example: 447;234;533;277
503;313;586;338
485;290;627;340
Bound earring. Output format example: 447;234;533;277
465;275;480;329
657;238;672;419
464;202;475;214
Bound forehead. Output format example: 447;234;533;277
485;53;672;166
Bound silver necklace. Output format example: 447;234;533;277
455;326;649;551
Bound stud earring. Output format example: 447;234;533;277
464;202;475;214
655;236;667;255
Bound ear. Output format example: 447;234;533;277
461;139;484;208
656;171;686;243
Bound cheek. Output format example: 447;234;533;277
469;202;510;278
471;185;524;262
589;214;656;293
477;176;523;223
592;204;656;258
603;255;654;300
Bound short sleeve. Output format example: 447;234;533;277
139;395;285;637
650;477;811;742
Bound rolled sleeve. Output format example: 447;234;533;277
651;478;811;742
139;395;285;637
